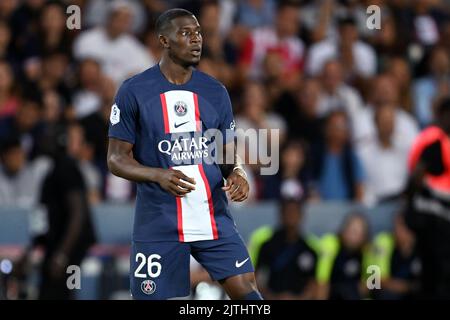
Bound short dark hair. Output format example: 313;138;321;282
277;0;301;11
324;109;349;125
337;15;357;28
155;8;195;35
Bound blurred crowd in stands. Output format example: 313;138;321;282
0;0;449;300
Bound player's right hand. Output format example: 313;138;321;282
155;169;196;197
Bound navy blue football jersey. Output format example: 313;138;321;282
109;64;238;242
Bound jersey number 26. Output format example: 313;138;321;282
134;253;162;278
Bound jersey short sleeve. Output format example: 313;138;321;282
108;82;138;144
218;86;236;144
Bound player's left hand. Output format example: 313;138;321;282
222;169;249;202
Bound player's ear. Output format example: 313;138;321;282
159;34;170;49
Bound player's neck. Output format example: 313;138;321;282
159;58;194;85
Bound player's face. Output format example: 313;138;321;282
167;16;202;67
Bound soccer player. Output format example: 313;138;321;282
107;8;262;300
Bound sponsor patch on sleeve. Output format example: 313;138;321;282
110;103;120;125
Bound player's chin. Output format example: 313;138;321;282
183;56;201;67
190;57;201;67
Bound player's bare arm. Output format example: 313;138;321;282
220;141;249;202
107;137;196;197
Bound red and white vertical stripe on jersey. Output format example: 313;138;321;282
173;164;218;242
160;93;170;133
160;90;201;134
199;164;218;238
161;90;215;241
193;92;201;132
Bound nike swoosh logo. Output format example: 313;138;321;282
174;121;189;128
235;257;250;268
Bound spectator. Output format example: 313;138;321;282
238;1;304;82
306;16;377;80
370;213;421;300
72;58;103;118
235;0;276;30
279;78;324;146
21;1;73;58
317;59;364;121
316;213;370;300
255;197;318;300
301;0;389;44
399;0;449;49
353;74;419;149
236;81;287;136
66;122;102;205
0;0;19;21
18;124;97;300
261;47;294;105
300;0;337;44
80;76;116;178
0;91;44;159
311;111;365;202
235;80;287;152
413;46;450;127
9;0;46;62
358;104;410;206
369;13;408;65
34;52;72;107
260;140;310;201
41;89;63;125
196;0;235;88
440;19;450;53
386;56;413;114
235;81;286;200
0;136;50;207
0;59;19;118
73;0;154;85
0;20;14;65
83;0;147;34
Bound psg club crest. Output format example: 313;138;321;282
174;101;188;117
141;279;156;295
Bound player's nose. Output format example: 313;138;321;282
190;34;201;45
